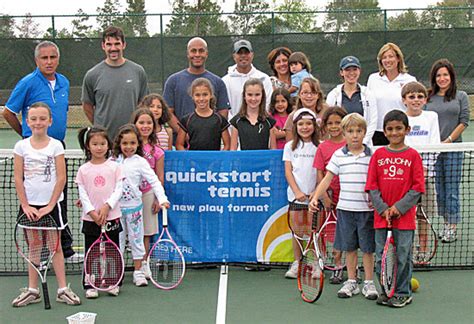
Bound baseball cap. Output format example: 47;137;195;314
233;39;253;53
339;56;361;70
293;108;317;122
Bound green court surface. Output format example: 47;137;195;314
1;268;473;324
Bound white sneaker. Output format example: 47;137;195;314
85;289;98;299
64;253;84;264
107;286;120;296
337;280;360;298
285;261;299;279
141;261;151;279
133;270;148;287
362;280;378;300
311;262;322;279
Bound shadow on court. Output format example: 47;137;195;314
1;268;473;324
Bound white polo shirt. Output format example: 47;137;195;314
367;72;416;131
326;145;372;212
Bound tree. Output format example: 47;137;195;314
96;0;122;31
421;0;471;28
43;27;72;39
122;0;149;37
323;0;383;32
387;10;422;31
16;13;41;38
165;0;230;36
273;0;320;32
0;14;15;37
229;0;270;35
71;9;95;38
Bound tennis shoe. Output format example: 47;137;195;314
376;293;389;306
108;286;120;296
337;280;360;298
56;285;81;305
285;261;299;279
387;295;413;308
85;289;98;299
12;287;41;307
133;270;148;287
438;223;448;239
362;280;378;300
442;228;457;243
64;253;84;264
330;269;344;284
141;260;152;279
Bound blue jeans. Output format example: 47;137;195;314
435;152;463;224
375;229;414;297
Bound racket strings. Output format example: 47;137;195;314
16;216;59;268
413;215;438;264
299;249;323;302
288;206;312;241
382;244;397;294
149;240;184;288
85;241;124;289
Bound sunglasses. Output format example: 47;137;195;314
407;94;425;100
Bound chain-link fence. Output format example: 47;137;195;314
0;8;473;128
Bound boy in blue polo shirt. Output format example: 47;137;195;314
310;113;377;300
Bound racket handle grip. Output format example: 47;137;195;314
42;282;51;309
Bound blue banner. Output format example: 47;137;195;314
163;150;293;263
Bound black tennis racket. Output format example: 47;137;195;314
148;207;185;289
413;203;438;266
15;214;60;309
381;217;397;298
297;210;324;303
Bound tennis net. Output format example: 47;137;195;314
1;143;473;274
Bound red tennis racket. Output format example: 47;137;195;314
84;225;124;291
287;200;312;253
297;210;324;303
381;217;397;298
413;203;438;266
316;209;345;271
15;213;60;309
148;207;185;289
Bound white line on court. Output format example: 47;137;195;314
216;265;229;324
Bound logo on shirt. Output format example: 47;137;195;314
408;126;428;136
94;175;106;187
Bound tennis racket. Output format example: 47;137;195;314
84;224;124;291
287;200;312;253
316;209;345;271
413;203;438;266
297;210;324;303
381;217;397;298
14;213;60;309
148;207;185;289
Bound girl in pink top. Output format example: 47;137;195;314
139;93;173;150
131;108;165;279
76;126;124;298
312;106;347;284
269;88;292;149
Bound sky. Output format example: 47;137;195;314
0;0;441;34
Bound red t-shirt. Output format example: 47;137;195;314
365;147;425;230
313;139;346;203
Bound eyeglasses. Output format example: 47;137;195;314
407;94;425;100
300;91;317;97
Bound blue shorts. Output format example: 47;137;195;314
333;209;375;253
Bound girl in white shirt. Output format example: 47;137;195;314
112;124;170;287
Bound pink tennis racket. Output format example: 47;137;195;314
84;225;124;291
148;207;185;289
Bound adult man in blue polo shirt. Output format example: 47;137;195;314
3;41;79;262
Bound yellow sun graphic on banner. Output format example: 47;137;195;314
256;205;293;262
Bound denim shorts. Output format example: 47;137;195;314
334;209;375;253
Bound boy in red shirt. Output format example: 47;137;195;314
365;110;425;308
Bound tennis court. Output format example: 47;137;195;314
0;268;473;323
